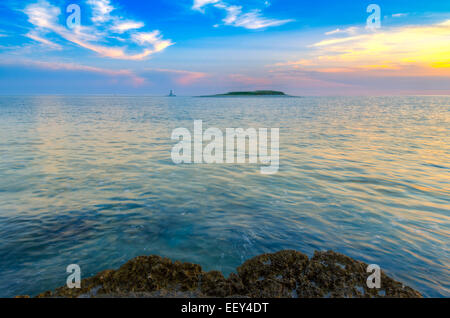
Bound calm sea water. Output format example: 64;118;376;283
0;96;448;297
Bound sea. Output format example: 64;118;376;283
0;95;448;297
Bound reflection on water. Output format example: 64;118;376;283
0;96;448;297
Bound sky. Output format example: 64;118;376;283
0;0;449;95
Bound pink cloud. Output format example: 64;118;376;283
149;68;208;85
227;73;272;85
1;59;146;86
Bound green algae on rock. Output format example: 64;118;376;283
34;250;421;298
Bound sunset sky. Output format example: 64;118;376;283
0;0;449;95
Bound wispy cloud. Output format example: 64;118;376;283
131;31;173;53
25;31;62;49
147;68;208;85
193;0;293;29
87;0;145;34
192;0;220;12
22;0;173;60
325;26;359;36
227;73;271;85
87;0;115;24
0;59;146;85
276;20;450;77
392;13;408;18
273;59;317;67
111;21;145;34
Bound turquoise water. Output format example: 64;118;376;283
0;96;448;297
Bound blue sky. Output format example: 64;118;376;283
0;0;449;95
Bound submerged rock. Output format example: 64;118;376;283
34;250;421;298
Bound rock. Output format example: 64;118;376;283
200;271;229;297
237;250;309;298
32;250;422;298
303;251;421;298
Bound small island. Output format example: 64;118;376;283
200;90;288;97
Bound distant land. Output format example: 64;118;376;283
199;90;289;97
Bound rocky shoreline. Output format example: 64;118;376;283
29;250;421;298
